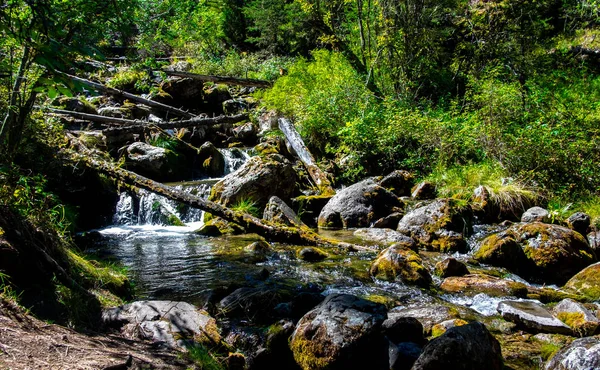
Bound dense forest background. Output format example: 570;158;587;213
1;0;600;223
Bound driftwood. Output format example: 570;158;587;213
162;70;272;88
62;139;374;252
58;72;196;119
101;114;248;136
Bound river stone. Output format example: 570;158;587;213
197;141;225;177
353;228;415;247
440;274;528;298
521;207;551;223
263;196;305;228
435;258;469;278
544;337;600;370
125;142;185;181
389;341;422;370
289;294;388;370
411;181;436;200
378;170;414;197
497;301;572;335
298;247;328;262
412;322;503;370
567;212;591;236
209;154;296;209
387;305;458;336
102;300;220;349
232;121;257;144
382;316;426;345
476;222;596;284
551;298;599;337
370;243;432;287
372;212;403;229
317;178;403;229
396;198;473;252
564;262;600;300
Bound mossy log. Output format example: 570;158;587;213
162;70;272;88
58;72;196;118
61;144;374;251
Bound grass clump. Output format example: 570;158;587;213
182;344;225;370
231;198;260;218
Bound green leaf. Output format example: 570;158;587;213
47;86;58;99
57;85;73;97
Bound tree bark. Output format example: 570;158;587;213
162;70;272;88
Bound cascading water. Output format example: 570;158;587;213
221;147;251;175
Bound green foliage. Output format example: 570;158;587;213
189;51;295;81
107;67;152;93
540;342;561;361
182;344;225;370
231;198;260;217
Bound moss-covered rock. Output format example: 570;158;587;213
473;230;532;276
434;258;469;278
369;243;432;287
298;247;328;262
431;318;468;338
195;217;245;236
125;142;187;182
197;141;225;177
551;298;599;337
440;274;528;298
564;262;600;301
378;170;415;197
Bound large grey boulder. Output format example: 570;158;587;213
497;301;572;335
289;294;388;370
125;142;185;181
102;301;220;349
551;298;599;337
412;322;503;370
397;199;473;252
545;337;600;370
318;178;403;229
209;154;296;209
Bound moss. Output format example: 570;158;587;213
167;214;185;226
370;246;431;287
290;336;331;370
364;294;395;308
540;342;561;361
431;319;468;338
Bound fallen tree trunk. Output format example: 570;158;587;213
48;108;145;126
162;70;272;88
62;140;373;251
57;72;196;119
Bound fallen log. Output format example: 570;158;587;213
57;72;196;119
162;70;272;88
101;114;248;136
62;139;374;252
48;108;145;126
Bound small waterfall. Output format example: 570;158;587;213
112;182;213;226
221;147;251;175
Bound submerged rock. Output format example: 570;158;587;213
440;274;528;298
412;322;503;370
370;243;432;287
102;301;220;349
497;301;572;335
396;199;473;252
551;298;599;337
544;337;600;370
318;178;403;229
289;294;388;370
564;262;600;300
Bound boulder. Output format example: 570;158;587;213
431;318;469;337
389;341;422;370
56;96;98;114
289;294;388;370
255;136;292;158
298;247;328;262
396;199;473;252
388;305;459;335
102;301;220;349
204;84;231;114
544;337;600;370
244;241;273;261
475;222;596;284
263;196;305;228
382;316;426;345
372;212;403;229
411;181;436;200
551;298;599;337
497;301;572;335
232;122;257;144
378;170;414;197
564;262;600;301
318;178;403;229
521;207;551;223
440;274;528;298
370;244;432;287
197;141;225;177
434;258;470;278
209;154;296;209
125;142;185;181
354;228;415;246
566;212;591;236
412;322;503;370
195;217;245;236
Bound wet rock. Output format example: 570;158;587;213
564;262;600;300
291;195;333;227
298;247;328;262
209;154;296;209
411;181;436;200
102;300;220;349
370;244;432;287
389;341;422;370
521;207;551;223
378;170;415;197
412;322;503;370
263;196;305;228
567;212;591;236
354;228;415;246
435;258;470;278
125;142;185;181
372;212;403;229
396;199;473;252
440;274;528;298
289;294;388;370
318;178;403;229
431;318;469;337
476;222;596;284
388;305;459;335
197;141;225;177
497;301;572;335
551;298;599;337
382;316;425;345
544;337;600;370
244;240;272;254
195;217;245;236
